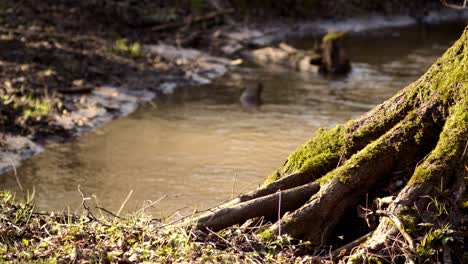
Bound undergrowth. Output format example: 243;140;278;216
0;191;318;263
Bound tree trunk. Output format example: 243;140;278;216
190;27;468;263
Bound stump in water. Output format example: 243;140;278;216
320;32;351;74
240;82;263;108
189;27;468;263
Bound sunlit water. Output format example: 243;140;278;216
1;23;465;218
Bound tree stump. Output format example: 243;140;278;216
320;32;351;74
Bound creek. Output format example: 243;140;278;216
1;23;464;218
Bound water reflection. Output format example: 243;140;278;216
0;23;465;217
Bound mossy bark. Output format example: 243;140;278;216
191;27;468;263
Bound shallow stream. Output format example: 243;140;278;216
1;23;465;217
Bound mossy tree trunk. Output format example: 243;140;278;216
191;27;468;263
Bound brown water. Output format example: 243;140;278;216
1;23;465;218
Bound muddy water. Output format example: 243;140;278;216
1;23;465;217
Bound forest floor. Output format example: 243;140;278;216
0;190;321;263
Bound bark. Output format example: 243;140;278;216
190;26;468;262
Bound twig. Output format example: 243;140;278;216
376;210;415;251
365;193;370;228
6;157;22;191
91;194;106;219
277;189;282;237
231;173;238;199
77;185;110;226
136;195;167;215
236;179;263;197
415;151;432;169
95;206;125;220
117;189;133;217
27;186;36;203
336;150;345;168
206;228;261;264
460;140;468;161
160;206;189;222
186;207;198;230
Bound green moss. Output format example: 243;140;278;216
414;129;423;144
409;102;468;185
317;127;394;185
405;27;467;105
322;31;346;42
22;96;51;120
285;125;345;172
112;38;144;58
399;214;417;233
463;200;468;209
416;225;454;260
257;228;275;242
262;125;345;186
315;168;351;186
367;256;384;264
263;170;282;186
1;94;51;121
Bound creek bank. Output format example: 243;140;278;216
0;44;235;174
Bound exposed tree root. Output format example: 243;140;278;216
269;101;443;243
194;182;320;231
189;27;468;262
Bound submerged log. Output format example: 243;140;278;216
250;42;322;73
249;31;351;74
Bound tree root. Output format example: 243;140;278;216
193;182;320;231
